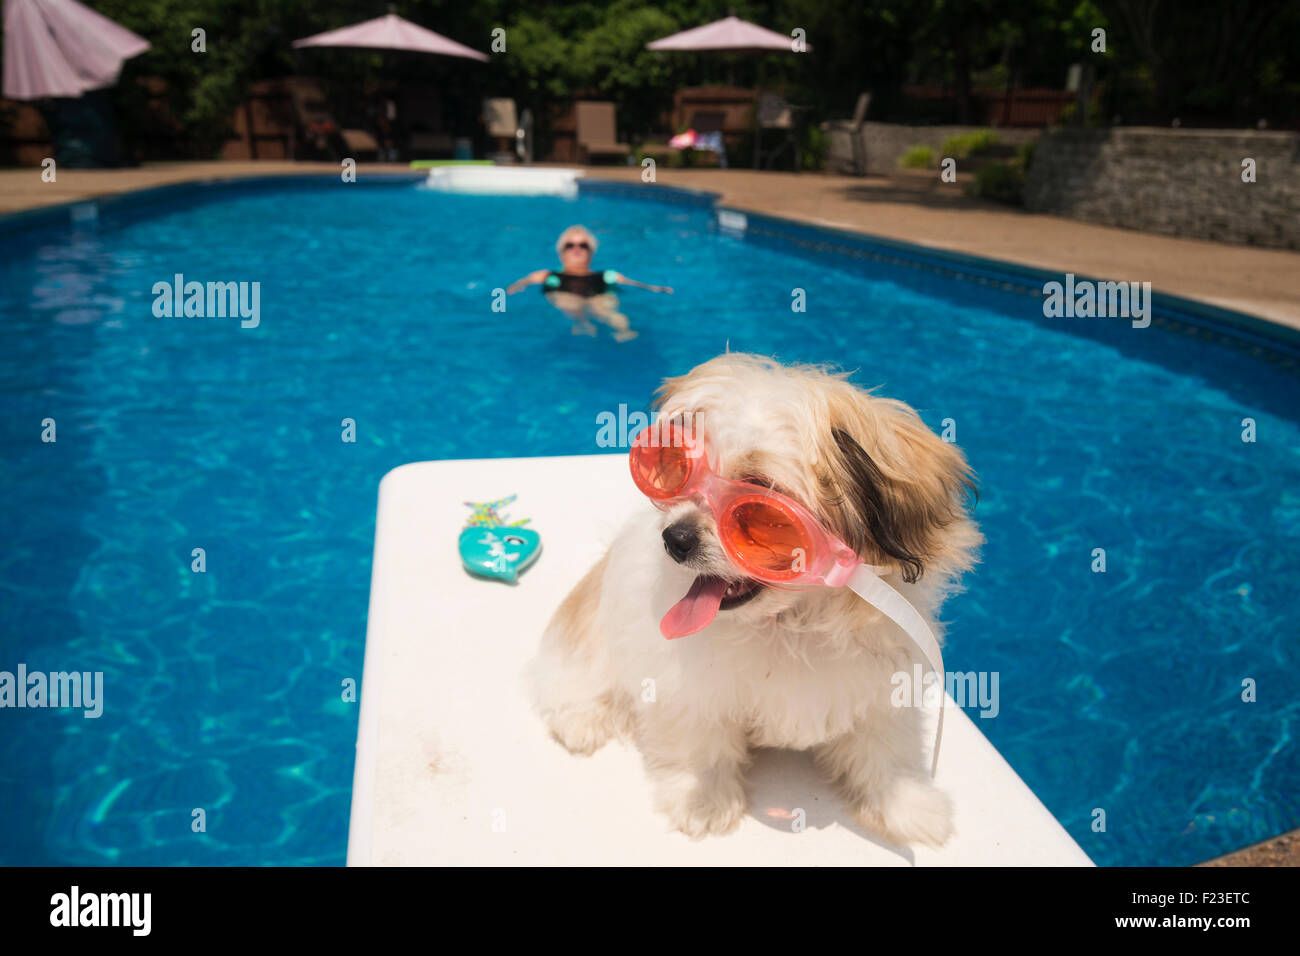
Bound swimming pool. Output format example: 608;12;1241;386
1;176;1296;866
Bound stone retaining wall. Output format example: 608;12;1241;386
1024;127;1300;250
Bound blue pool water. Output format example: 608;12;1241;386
1;178;1297;866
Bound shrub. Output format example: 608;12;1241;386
1017;140;1037;171
802;123;829;171
898;144;935;169
940;129;1000;159
964;137;1038;205
968;163;1024;203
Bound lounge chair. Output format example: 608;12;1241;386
574;101;630;164
287;77;378;161
340;128;380;161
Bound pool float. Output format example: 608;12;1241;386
459;495;541;583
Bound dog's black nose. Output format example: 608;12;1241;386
662;522;700;563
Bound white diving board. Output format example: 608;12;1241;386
348;454;1093;866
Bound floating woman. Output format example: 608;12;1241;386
505;225;673;342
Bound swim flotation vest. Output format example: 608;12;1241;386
542;270;619;298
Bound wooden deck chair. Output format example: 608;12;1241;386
575;101;630;164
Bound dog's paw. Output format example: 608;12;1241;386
545;704;613;756
850;776;954;849
659;780;748;839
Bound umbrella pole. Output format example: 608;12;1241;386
752;56;765;169
290;50;300;161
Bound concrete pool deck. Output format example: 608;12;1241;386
3;160;1299;331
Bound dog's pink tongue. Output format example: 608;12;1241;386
661;576;729;640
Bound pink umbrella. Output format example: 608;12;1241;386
647;15;811;169
292;12;488;62
646;15;811;54
3;0;150;100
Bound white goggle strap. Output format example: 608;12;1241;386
846;564;945;779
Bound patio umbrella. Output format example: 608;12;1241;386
291;12;488;62
3;0;150;100
645;14;809;55
646;15;811;168
292;12;488;160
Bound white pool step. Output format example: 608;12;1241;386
422;165;584;197
348;454;1093;866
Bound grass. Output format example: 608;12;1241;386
408;160;496;169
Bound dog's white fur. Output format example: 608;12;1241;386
528;354;981;846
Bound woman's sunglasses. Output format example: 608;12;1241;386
562;241;591;251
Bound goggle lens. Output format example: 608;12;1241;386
629;425;693;498
720;499;815;580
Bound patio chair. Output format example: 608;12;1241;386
482;98;521;163
753;91;803;171
821;92;871;175
574;101;631;164
287;77;377;161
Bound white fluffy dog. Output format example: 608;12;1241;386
528;353;981;847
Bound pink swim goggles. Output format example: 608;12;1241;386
629;419;949;776
630;420;865;588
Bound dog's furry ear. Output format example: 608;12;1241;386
826;404;976;583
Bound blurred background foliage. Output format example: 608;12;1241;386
2;0;1296;158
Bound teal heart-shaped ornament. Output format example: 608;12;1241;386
459;526;542;583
